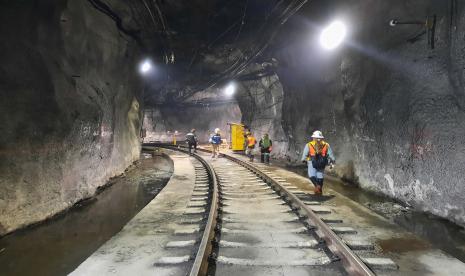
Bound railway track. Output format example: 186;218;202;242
151;145;397;275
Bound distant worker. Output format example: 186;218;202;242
259;133;272;164
185;129;198;154
210;128;222;158
301;130;335;195
172;131;177;145
246;132;257;162
243;129;251;154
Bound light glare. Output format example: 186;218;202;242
224;82;236;96
320;21;347;50
140;60;152;74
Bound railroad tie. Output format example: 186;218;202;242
362;257;398;270
329;226;357;234
153;256;190;265
165;240;196;248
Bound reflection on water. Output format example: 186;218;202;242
394;212;465;261
377;237;430;253
286;164;465;262
0;153;173;276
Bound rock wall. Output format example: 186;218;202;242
241;1;465;226
143;88;241;144
236;68;289;160
0;1;143;235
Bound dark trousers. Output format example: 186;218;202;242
260;149;270;164
260;153;270;163
188;142;197;154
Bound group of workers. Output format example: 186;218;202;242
185;127;335;195
185;128;222;157
244;131;272;164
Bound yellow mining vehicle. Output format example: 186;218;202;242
228;123;246;151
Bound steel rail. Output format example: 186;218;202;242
151;145;218;276
147;143;374;276
188;149;219;276
218;152;376;276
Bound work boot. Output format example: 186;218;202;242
314;185;319;194
317;178;324;195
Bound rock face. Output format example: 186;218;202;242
235;67;289;160
143;89;241;144
241;0;465;226
0;1;143;235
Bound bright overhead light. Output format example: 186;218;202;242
319;21;347;50
139;59;153;74
224;82;236;96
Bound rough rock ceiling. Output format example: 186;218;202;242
88;0;308;104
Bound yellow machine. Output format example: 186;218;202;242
228;123;245;151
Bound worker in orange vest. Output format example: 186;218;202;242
245;132;257;162
301;130;335;195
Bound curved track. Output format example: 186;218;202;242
152;144;395;276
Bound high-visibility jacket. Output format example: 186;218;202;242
306;140;328;160
247;136;257;148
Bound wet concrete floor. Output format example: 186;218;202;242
285;164;465;263
0;152;173;276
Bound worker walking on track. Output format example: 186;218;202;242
244;129;251;155
259;133;272;164
246;132;257;162
185;129;198;154
210;128;222;158
301;130;335;195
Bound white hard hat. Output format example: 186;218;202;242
215;128;220;134
311;130;324;139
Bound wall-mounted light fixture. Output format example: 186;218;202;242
139;59;153;75
223;82;237;96
319;20;347;50
389;15;436;49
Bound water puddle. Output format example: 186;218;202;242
377;237;431;253
285;164;465;262
0;152;173;276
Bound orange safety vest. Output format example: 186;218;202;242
307;140;328;160
247;136;257;147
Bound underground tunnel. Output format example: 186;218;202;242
1;0;465;275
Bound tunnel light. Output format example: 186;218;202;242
224;82;236;96
139;59;153;74
319;21;347;50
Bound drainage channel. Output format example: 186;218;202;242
0;152;173;276
155;144;398;275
